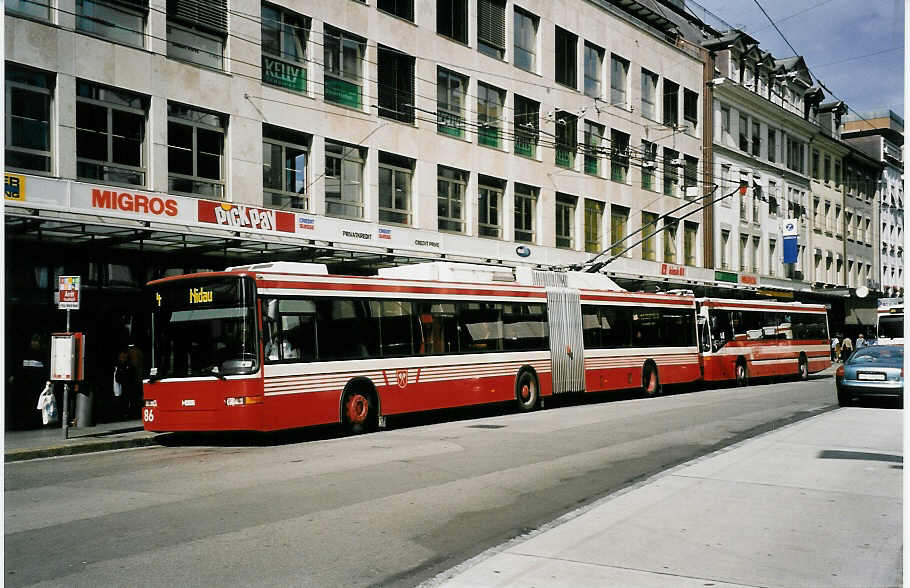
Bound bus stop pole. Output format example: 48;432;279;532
62;309;70;440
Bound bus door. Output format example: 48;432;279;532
545;286;585;394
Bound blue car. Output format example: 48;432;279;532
836;345;904;407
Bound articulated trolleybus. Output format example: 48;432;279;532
142;262;827;433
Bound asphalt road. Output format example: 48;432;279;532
5;375;836;587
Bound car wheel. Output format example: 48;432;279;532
837;387;852;407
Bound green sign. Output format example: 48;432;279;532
715;270;738;284
262;56;306;93
325;76;361;109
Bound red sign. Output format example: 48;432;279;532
58;275;81;310
660;263;686;277
740;274;758;285
197;201;295;233
91;189;179;216
396;369;408;389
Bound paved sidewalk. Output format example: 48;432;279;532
4;419;159;462
427;407;903;588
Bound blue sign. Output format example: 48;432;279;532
783;235;798;264
516;246;531;257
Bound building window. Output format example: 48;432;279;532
740;173;750;221
834;160;841;187
610;129;629;183
437;165;466;232
584;43;603;99
768;239;777;276
823;155;831;183
583;121;603;176
325;139;365;219
753;184;761;223
261;3;309;94
324;26;365;109
378;0;413;21
477;0;506;60
584;200;604;254
437;67;467;137
513;7;537;72
437;0;467;44
663;218;677;263
834;204;841;235
167;102;225;198
555;193;576;249
719;164;731;204
166;0;227;70
720;229;731;269
663;147;679;197
683;155;698;197
641;69;658;120
478;177;504;238
683;88;698;132
555;26;577;88
751;236;760;273
739;114;749;151
641;211;658;261
720;104;730;137
514;183;537;243
514;95;539;158
77;0;147;48
641;140;657;191
610;54;628;107
751;120;761;156
663;79;678;127
6;65;54;173
610;205;628;256
379;152;414;225
263;124;309;211
378;45;415;123
477;82;505;148
684;221;697;266
555;111;576;168
787;136;805;173
768;180;778;216
767;128;776;162
7;0;50;20
76;81;147;186
811;149;820;179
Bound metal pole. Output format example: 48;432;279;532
62;310;70;440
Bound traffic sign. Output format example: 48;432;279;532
58;275;81;310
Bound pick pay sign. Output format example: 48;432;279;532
58;275;81;310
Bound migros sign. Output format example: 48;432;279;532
91;189;179;216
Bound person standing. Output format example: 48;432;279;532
855;333;867;349
830;336;839;361
840;335;854;362
114;347;141;420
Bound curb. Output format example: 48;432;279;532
5;434;162;462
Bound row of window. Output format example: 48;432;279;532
718;229;780;277
719;104;806;174
709;309;828;344
581;305;695;349
263;297;549;362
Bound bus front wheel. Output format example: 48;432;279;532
798;354;809;381
642;362;662;397
735;359;749;387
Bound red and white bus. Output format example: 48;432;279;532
696;298;831;385
142;262;702;433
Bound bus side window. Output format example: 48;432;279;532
413;302;458;355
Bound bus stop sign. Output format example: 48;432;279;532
58;275;81;310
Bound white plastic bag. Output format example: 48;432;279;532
36;381;59;425
113;367;122;397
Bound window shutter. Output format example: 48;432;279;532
167;0;227;35
477;0;505;50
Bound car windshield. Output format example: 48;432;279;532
849;346;903;365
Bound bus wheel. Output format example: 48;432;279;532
342;388;377;435
735;359;749;387
515;368;540;412
643;362;662;397
798;354;809;381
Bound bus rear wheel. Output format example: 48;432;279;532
342;388;377;435
798;354;809;381
642;362;662;397
515;369;540;412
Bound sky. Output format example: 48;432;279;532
687;0;905;117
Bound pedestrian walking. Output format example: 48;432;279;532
114;348;140;420
840;336;853;362
830;336;839;361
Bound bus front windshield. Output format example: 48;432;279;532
878;315;903;340
150;277;259;378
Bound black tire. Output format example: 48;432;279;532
735;359;749;387
798;354;809;381
642;362;662;397
341;388;378;434
515;369;540;412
